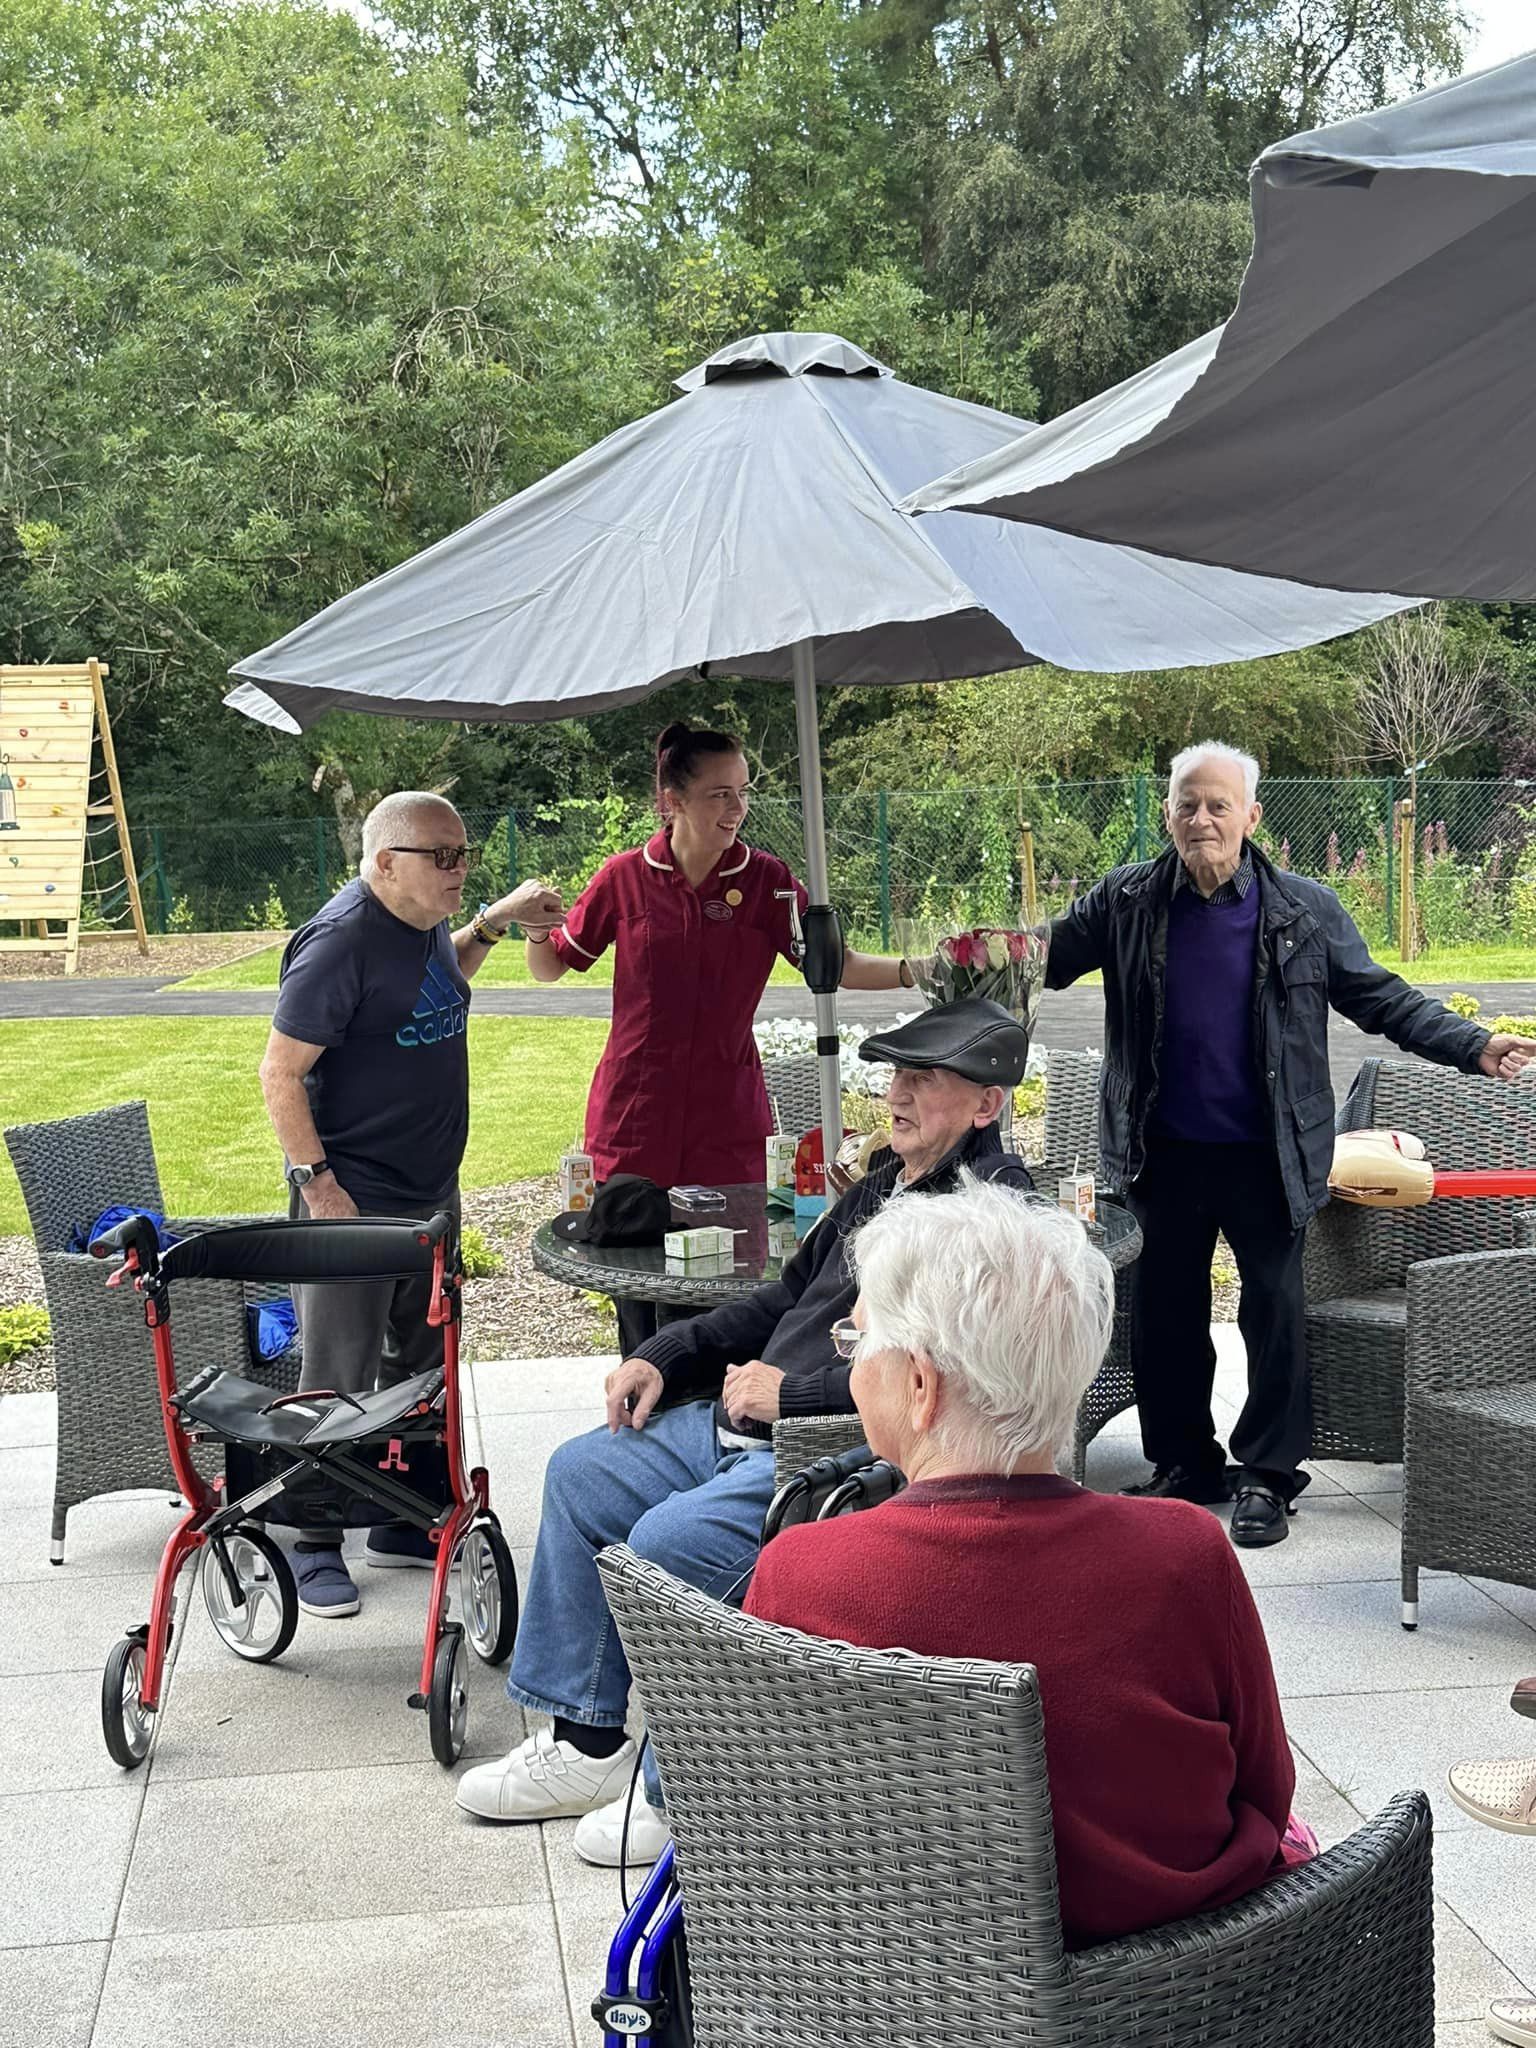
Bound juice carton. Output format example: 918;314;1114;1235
663;1226;737;1261
765;1133;799;1195
559;1148;596;1212
1057;1172;1096;1224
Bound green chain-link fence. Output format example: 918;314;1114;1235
115;776;1536;952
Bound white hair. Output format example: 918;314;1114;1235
1166;741;1260;808
851;1174;1114;1473
360;791;464;876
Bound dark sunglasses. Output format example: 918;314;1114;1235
388;844;480;871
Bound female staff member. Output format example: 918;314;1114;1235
528;720;910;1192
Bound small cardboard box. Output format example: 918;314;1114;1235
665;1250;736;1280
767;1217;800;1261
663;1226;736;1261
1057;1173;1096;1224
559;1149;596;1212
765;1133;798;1192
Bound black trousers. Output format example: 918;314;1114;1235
1126;1138;1310;1494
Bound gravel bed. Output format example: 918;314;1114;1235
0;933;280;979
0;1233;52;1393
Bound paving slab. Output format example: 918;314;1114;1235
464;1356;617;1417
0;1390;58;1449
1434;1828;1536;1989
0;1786;143;1947
1431;1902;1534;2023
0;1496;181;1587
1222;1490;1424;1590
1311;1458;1406;1494
0;1573;156;1678
0;1941;108;2048
0;1443;64;1506
1256;1577;1536;1698
91;1904;573;2048
147;1642;523;1784
1284;1685;1529;1836
0;1668;161;1797
475;1409;607;1551
118;1760;548;1937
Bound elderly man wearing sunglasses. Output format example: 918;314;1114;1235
258;789;563;1617
455;996;1034;1869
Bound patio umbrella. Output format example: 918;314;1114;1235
904;52;1536;601
228;331;1405;1155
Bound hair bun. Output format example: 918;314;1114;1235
655;720;692;755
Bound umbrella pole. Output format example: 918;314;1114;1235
790;639;844;1172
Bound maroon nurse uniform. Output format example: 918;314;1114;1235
549;828;808;1187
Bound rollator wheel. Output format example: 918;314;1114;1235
202;1525;298;1664
458;1522;518;1665
102;1636;154;1770
428;1626;469;1766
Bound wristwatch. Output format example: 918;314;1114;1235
284;1160;331;1189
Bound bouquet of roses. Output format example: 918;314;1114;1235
904;925;1050;1039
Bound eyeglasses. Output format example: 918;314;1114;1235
830;1316;860;1360
388;845;480;871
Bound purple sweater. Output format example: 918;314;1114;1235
1154;882;1267;1143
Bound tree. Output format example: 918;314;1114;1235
1352;606;1499;819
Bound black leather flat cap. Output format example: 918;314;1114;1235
858;997;1029;1087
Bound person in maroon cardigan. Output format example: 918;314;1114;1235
745;1176;1314;1951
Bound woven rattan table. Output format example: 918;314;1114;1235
531;1180;1140;1311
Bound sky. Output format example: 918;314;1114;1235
1463;0;1534;71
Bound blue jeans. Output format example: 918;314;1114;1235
507;1399;776;1804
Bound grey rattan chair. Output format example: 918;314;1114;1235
771;1413;867;1488
1306;1058;1536;1465
1401;1246;1536;1627
1025;1048;1137;1478
762;1055;821;1136
4;1101;295;1562
597;1546;1434;2048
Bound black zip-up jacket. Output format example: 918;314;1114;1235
1046;842;1490;1230
634;1121;1034;1439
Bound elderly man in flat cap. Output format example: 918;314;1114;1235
455;997;1033;1862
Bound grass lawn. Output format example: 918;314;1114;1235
171;942;807;991
0;1016;607;1234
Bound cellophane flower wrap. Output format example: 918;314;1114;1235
904;926;1050;1040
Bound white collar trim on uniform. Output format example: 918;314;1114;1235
642;833;673;872
718;843;750;876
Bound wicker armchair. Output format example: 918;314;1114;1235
1401;1246;1536;1627
1306;1057;1536;1465
4;1101;296;1563
771;1413;867;1489
597;1545;1434;2048
1025;1048;1137;1478
762;1055;821;1137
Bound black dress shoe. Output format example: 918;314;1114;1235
1122;1465;1235;1507
1230;1483;1294;1547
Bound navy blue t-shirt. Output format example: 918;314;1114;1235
273;879;470;1210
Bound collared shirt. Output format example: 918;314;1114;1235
1173;844;1254;906
549;827;808;1186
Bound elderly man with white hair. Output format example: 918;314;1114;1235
1042;741;1533;1546
747;1177;1314;1950
258;790;562;1615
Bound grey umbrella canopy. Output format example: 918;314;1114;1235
229;331;1404;1153
905;51;1536;601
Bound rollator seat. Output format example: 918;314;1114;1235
173;1364;445;1449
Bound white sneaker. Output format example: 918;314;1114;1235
573;1792;672;1869
454;1728;637;1822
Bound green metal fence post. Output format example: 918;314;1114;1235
151;827;171;932
313;819;328;912
876;792;891;949
506;810;519;887
1134;774;1149;862
1382;777;1397;948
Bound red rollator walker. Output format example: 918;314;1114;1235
92;1210;517;1770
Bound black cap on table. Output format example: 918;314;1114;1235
858;997;1029;1088
551;1174;671;1246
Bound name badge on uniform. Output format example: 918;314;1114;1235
703;898;733;922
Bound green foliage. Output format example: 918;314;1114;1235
167;894;198;934
1444;992;1482;1019
243;885;288;932
1487;1015;1536;1040
459;1223;506;1278
0;1303;50;1366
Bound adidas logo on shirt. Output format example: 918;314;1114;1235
396;960;468;1049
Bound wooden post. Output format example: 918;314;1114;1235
87;658;149;959
1396;797;1417;961
1020;821;1039;925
